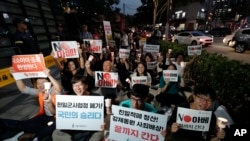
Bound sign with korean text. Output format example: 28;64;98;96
165;58;176;65
109;105;167;141
131;76;147;86
143;44;160;59
12;54;46;80
163;70;178;82
83;39;102;53
187;45;202;56
119;49;130;58
147;61;157;70
176;107;212;132
103;21;112;43
56;95;104;131
95;71;118;88
51;41;79;58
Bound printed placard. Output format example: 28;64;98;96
131;76;147;86
103;21;113;43
187;45;202;56
109;105;167;141
56;95;104;131
165;58;176;65
12;54;46;80
95;71;118;88
163;70;178;82
176;107;212;132
119;49;130;59
143;44;160;59
83;39;102;53
51;41;79;58
147;61;157;70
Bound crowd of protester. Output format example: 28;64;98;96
0;18;228;141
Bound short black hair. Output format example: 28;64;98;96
194;85;216;100
13;18;25;27
130;84;149;99
71;75;88;85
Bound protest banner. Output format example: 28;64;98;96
147;61;157;70
51;41;79;58
176;107;212;132
163;70;178;82
83;39;102;53
56;95;104;131
187;45;202;56
109;105;167;141
165;58;176;65
119;49;130;59
143;44;160;59
131;76;147;86
103;21;112;44
95;71;118;88
11;54;46;80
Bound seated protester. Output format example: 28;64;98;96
130;62;151;87
120;84;157;113
52;75;103;141
85;60;122;102
115;58;130;90
52;50;85;94
0;67;62;141
171;53;197;75
156;64;186;107
165;85;226;141
144;52;159;85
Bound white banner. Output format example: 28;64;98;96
95;71;118;88
83;39;102;53
165;58;176;65
187;45;202;56
131;76;147;86
12;54;46;80
119;49;130;59
147;61;157;70
163;70;178;82
109;105;167;141
51;41;79;58
143;44;160;59
56;95;104;131
176;107;212;132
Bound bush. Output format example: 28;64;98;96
160;41;250;125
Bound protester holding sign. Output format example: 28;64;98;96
156;64;186;107
52;75;104;141
52;49;85;94
130;62;152;87
173;53;197;75
0;67;62;141
165;85;226;141
144;52;159;85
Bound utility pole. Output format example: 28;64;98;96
165;0;172;42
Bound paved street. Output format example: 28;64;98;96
204;37;250;64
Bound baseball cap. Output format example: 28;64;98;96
12;18;26;27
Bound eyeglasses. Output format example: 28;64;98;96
196;95;212;103
130;96;144;104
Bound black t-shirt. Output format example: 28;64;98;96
167;103;217;141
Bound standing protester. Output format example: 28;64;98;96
79;24;93;41
120;30;129;49
13;18;40;54
54;23;66;41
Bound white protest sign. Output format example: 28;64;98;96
147;61;157;70
163;70;178;82
109;105;167;141
103;21;113;44
131;76;147;86
83;39;102;53
165;58;176;65
187;45;202;56
12;54;46;80
119;49;130;59
95;71;118;88
56;95;104;131
176;107;212;132
143;44;160;59
51;41;79;58
139;40;146;48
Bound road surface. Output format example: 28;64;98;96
204;37;250;64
